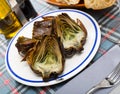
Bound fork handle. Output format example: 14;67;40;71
86;85;101;94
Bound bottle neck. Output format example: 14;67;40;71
16;0;37;20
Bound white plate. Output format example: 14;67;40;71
5;9;101;87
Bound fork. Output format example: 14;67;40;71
86;62;120;94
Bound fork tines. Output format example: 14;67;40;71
107;62;120;84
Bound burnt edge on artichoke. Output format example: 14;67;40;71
15;36;37;57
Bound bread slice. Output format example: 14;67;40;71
56;0;80;5
84;0;116;10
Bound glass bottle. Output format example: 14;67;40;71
16;0;37;20
0;0;22;39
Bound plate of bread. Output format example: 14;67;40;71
46;0;116;10
46;0;85;8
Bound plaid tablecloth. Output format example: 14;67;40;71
0;0;120;94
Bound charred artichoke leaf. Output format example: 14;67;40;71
15;36;37;57
56;13;87;57
25;35;65;81
32;18;55;40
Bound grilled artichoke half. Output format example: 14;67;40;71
23;35;65;81
55;13;87;57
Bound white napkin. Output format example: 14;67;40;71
56;45;120;94
109;82;120;94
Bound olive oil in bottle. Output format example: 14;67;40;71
0;0;22;39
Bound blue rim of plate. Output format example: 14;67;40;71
6;9;99;84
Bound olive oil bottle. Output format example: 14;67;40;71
0;0;22;39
